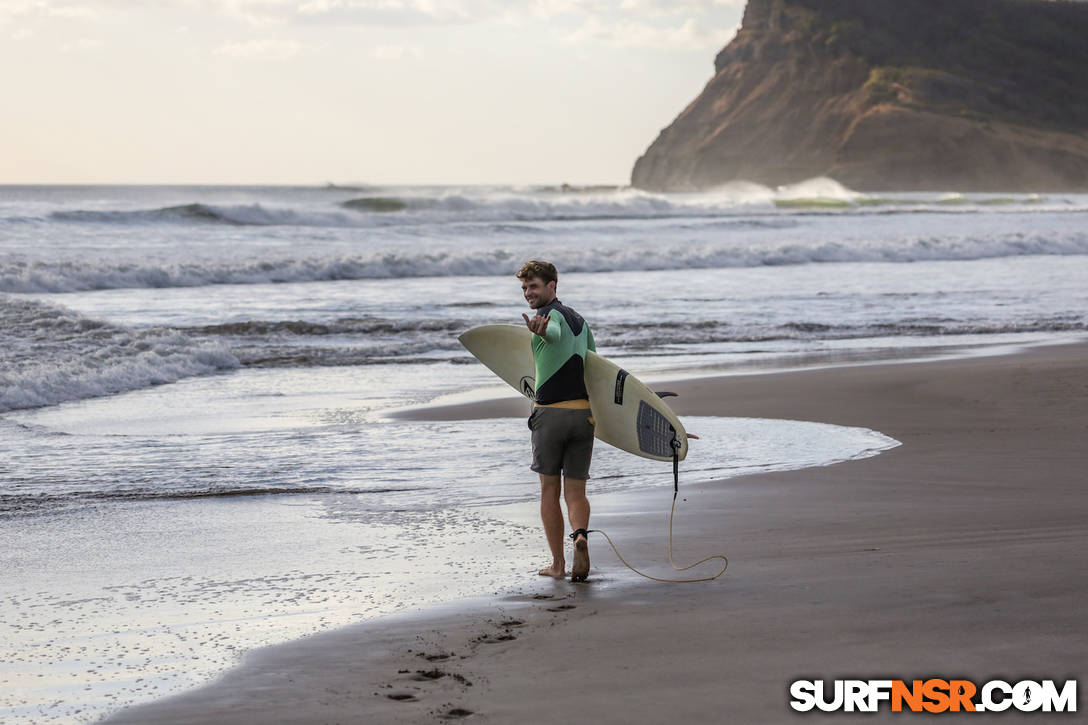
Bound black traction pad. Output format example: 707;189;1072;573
637;400;675;457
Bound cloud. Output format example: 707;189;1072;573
371;43;423;60
214;37;302;59
170;0;740;28
60;38;105;53
526;0;609;19
1;1;746;41
48;4;105;19
0;1;109;24
618;0;744;16
196;0;293;26
194;0;481;26
564;16;737;50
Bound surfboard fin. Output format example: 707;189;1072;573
687;433;700;440
656;391;678;398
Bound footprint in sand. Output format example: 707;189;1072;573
420;652;452;661
450;673;473;687
546;604;576;612
443;707;474;719
387;693;418;702
473;632;517;644
414;668;447;681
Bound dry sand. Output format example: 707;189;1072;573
102;343;1087;723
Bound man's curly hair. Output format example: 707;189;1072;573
515;260;558;285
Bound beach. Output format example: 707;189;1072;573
6;0;1088;714
101;341;1088;723
3;183;1085;722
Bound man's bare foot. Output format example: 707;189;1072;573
538;563;565;579
571;537;590;581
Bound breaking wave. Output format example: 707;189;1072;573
186;317;466;337
605;317;1087;349
4;231;1087;293
0;296;240;413
52;203;363;228
21;179;1084;231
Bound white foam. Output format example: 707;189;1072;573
8;180;1081;231
0;296;239;413
51;202;367;228
777;176;865;202
3;230;1087;293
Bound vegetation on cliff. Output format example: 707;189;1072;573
781;0;1088;132
633;0;1088;192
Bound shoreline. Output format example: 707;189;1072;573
102;342;1088;723
389;334;1086;423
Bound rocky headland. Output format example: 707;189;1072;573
632;0;1088;192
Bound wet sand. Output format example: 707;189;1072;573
102;342;1088;723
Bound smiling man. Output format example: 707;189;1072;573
517;260;597;582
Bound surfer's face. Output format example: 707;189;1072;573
521;276;556;309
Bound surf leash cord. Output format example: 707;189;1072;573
584;445;728;584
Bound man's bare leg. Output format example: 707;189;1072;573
538;474;565;578
564;477;590;580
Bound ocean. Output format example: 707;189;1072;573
2;179;1086;723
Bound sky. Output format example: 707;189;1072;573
0;0;745;185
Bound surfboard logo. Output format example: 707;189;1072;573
520;376;537;401
614;370;628;405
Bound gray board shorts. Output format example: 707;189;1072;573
528;406;595;479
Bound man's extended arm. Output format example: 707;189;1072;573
522;311;561;344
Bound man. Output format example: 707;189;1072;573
517;260;596;582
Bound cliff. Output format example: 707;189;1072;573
631;0;1088;192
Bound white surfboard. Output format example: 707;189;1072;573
458;324;688;462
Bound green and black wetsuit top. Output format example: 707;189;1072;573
531;299;596;405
